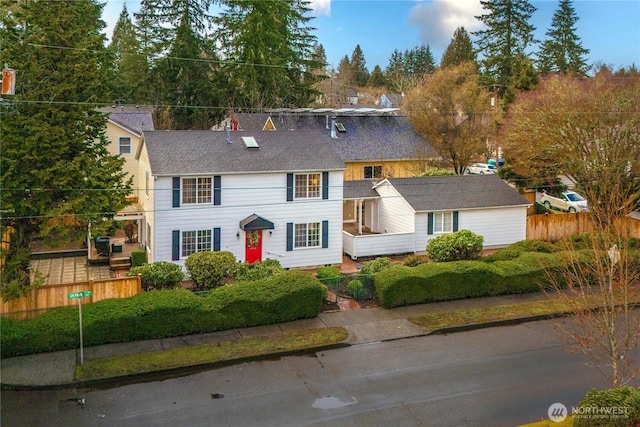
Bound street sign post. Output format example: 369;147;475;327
68;291;93;365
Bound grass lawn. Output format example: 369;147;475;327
407;298;573;331
75;327;348;382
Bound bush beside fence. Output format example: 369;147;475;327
0;270;325;358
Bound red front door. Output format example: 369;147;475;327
245;230;262;264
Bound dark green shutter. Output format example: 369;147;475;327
172;230;180;260
213;176;221;205
322;172;329;199
286;173;294;201
213;227;221;251
453;211;459;231
286;222;293;251
321;220;329;248
172;177;180;207
427;213;434;235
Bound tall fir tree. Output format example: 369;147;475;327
367;65;386;87
0;0;131;296
215;0;322;110
537;0;590;76
473;0;538;103
350;44;370;87
441;27;477;68
336;54;354;86
108;4;149;104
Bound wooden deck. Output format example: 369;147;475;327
88;236;139;270
343;223;379;236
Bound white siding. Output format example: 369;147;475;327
458;206;527;247
152;171;344;269
374;181;414;233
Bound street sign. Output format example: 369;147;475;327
68;291;93;299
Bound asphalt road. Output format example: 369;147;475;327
1;318;616;427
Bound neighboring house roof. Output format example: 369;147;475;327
139;130;346;176
97;106;155;134
380;93;404;108
343;180;380;200
227;113;436;162
381;176;530;211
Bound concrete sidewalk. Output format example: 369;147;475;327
0;292;551;390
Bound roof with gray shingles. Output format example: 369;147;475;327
141;130;346;176
231;113;436;161
382;176;530;211
343;180;380;199
97;106;155;133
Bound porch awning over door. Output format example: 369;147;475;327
239;214;275;231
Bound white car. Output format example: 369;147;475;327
540;191;588;213
466;163;496;174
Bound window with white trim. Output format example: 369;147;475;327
182;177;212;204
182;230;212;257
119;137;131;155
364;165;382;179
294;222;320;248
294;173;321;199
433;212;453;234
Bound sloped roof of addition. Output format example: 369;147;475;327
97;105;155;134
380;175;530;212
343;180;381;200
230;113;437;162
139;130;346;176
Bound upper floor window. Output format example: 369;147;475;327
364;165;382;179
183;177;212;204
295;173;321;199
119;137;132;155
433;212;453;234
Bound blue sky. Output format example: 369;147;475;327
103;0;640;71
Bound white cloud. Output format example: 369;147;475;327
407;0;484;51
308;0;331;17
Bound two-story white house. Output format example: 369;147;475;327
135;129;346;269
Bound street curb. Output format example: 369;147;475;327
0;343;351;392
425;312;571;335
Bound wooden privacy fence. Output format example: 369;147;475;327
527;212;640;242
1;276;142;320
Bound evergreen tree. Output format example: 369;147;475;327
441;27;477;68
350;44;370;87
473;0;538;103
0;0;131;297
108;4;149;103
537;0;590;76
336;55;354;86
367;65;386;87
311;43;328;75
385;49;404;82
215;0;322;109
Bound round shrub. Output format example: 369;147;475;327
359;257;394;275
427;229;484;262
128;261;185;291
235;258;284;283
574;387;640;427
185;250;237;290
316;265;341;281
347;279;363;300
483;239;559;262
404;255;428;267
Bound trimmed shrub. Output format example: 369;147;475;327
483;240;559;262
426;229;484;262
359;257;394;275
185;251;237;290
234;258;284;283
347;279;364;300
374;251;569;308
573;387;640;427
128;261;185;291
1;271;326;358
130;250;147;267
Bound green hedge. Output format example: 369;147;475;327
1;270;324;358
574;387;640;427
374;251;569;309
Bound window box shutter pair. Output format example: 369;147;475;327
172;176;221;207
286;220;329;251
427;211;459;235
172;228;220;260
